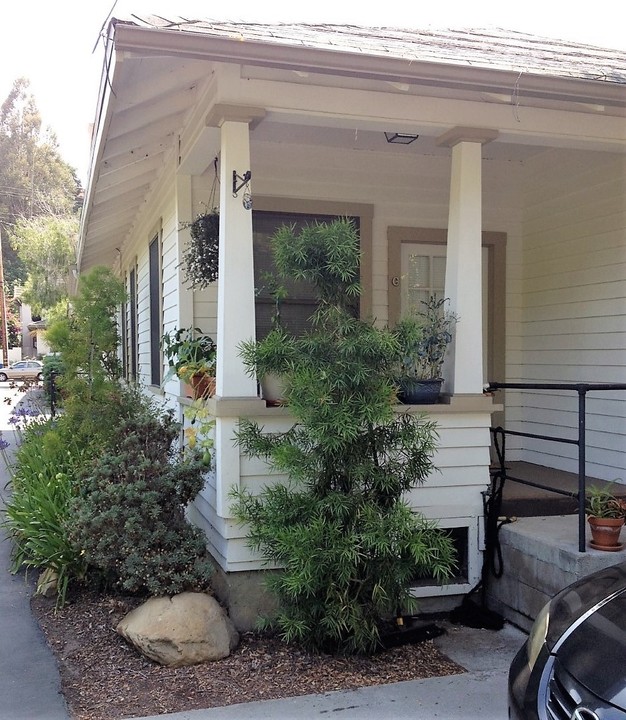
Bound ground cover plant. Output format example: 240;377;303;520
235;218;456;655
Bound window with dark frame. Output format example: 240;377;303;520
148;235;162;386
128;267;138;381
252;211;360;339
121;298;128;379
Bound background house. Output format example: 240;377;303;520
78;17;626;628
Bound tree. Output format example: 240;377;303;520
10;215;77;313
234;219;455;655
0;78;81;291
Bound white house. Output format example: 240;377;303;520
78;17;626;628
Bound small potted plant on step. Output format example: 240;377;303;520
395;295;458;404
161;327;217;399
586;483;626;551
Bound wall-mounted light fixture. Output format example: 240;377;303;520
384;132;419;145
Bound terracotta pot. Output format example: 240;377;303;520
190;373;215;400
588;516;625;550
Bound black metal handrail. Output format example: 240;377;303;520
487;382;626;552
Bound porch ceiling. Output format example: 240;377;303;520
78;53;212;270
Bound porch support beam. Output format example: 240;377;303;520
213;116;259;517
215;118;258;399
438;127;498;395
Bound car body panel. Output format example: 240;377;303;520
509;561;626;720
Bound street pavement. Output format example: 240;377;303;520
0;384;527;720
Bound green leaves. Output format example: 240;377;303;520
71;408;213;596
2;419;87;606
233;220;454;653
235;219;456;654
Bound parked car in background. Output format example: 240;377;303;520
509;561;626;719
0;360;44;382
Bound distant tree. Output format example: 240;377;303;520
2;298;21;349
0;78;81;291
10;215;77;314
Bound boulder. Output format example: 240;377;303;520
116;592;239;667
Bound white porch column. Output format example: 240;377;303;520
216;119;258;398
437;127;498;395
207;106;265;519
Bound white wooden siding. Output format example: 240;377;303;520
513;149;626;480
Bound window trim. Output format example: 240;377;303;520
128;264;138;381
387;226;507;386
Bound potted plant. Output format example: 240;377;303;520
161;327;216;399
180;208;219;289
395;295;458;404
586;484;626;550
240;272;291;405
258;274;289;404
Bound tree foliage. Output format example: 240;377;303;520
46;266;126;424
0;78;81;291
10;215;77;313
234;219;456;655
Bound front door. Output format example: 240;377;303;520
400;243;490;383
388;226;506;407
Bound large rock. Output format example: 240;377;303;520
117;592;239;667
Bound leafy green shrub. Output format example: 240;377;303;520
71;407;213;595
234;219;455;655
2;419;87;605
41;353;65;403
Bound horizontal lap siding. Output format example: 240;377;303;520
517;150;626;480
221;411;492;571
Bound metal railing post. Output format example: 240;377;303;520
577;387;587;553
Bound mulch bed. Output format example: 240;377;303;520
32;591;464;720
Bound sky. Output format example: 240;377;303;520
1;0;624;186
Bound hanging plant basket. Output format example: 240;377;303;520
181;209;220;289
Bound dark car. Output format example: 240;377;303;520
509;561;626;720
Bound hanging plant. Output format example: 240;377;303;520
181;208;220;289
181;157;220;289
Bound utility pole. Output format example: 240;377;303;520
0;227;9;366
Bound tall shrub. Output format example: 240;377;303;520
234;219;455;655
45;265;129;452
71;407;213;596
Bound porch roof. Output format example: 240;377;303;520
78;18;626;271
122;17;626;86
